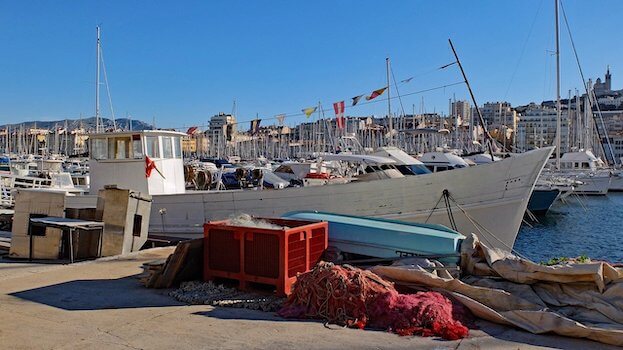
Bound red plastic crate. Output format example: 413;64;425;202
203;217;328;296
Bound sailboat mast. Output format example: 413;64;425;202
448;38;494;160
95;26;101;133
386;58;392;146
555;0;562;170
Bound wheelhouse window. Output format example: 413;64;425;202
107;138;116;159
92;138;108;160
145;136;160;158
115;137;131;159
132;134;143;159
162;136;173;158
173;136;182;158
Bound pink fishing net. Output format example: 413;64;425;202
278;262;470;340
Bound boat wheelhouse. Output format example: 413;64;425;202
418;151;470;172
88;130;186;195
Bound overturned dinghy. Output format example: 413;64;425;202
282;211;465;263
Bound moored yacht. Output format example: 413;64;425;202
543;150;611;195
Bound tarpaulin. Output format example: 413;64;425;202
371;234;623;346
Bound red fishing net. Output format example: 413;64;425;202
278;261;470;340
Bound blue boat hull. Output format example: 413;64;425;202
528;189;560;215
282;211;465;264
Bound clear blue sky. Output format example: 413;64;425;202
1;0;621;129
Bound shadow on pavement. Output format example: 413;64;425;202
193;308;313;324
9;275;184;310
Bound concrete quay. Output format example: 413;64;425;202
0;248;616;350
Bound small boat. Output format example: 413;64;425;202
282;211;465;264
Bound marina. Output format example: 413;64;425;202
2;0;623;349
517;192;623;263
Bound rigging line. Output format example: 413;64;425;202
504;0;544;100
439;61;457;70
161;81;466;131
560;0;616;165
424;192;446;224
442;191;458;231
445;191;531;260
99;46;116;130
390;66;406;117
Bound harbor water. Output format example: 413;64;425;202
515;193;623;264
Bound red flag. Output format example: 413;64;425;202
145;156;156;178
145;156;165;179
333;101;345;129
366;87;388;101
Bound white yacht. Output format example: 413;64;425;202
64;130;554;252
418;151;470;172
543;150;612;195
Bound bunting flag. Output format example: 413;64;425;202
366;87;388;101
250;119;261;134
333;101;345;129
276;114;286;125
302;107;317;118
439;61;457;69
351;94;364;106
401;77;414;83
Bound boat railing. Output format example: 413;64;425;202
0;174;54;208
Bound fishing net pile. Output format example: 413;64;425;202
278;261;470;340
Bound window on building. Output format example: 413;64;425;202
145;136;160;158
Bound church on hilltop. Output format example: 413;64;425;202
593;66;612;96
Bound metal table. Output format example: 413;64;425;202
28;217;105;263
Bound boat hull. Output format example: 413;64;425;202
609;174;623;192
144;147;553;251
572;175;611;195
281;211;465;264
527;189;560;215
65;147;553;251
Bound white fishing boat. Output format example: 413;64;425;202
64;130;554;252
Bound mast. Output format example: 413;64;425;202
64;119;68;155
386;58;392;146
448;38;495;160
555;0;562;170
95;26;101;133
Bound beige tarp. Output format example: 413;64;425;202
371;234;623;346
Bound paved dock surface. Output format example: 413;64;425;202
0;248;617;350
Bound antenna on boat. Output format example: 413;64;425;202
386;57;393;146
448;39;495;161
555;0;562;170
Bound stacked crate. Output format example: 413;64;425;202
9;189;66;259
